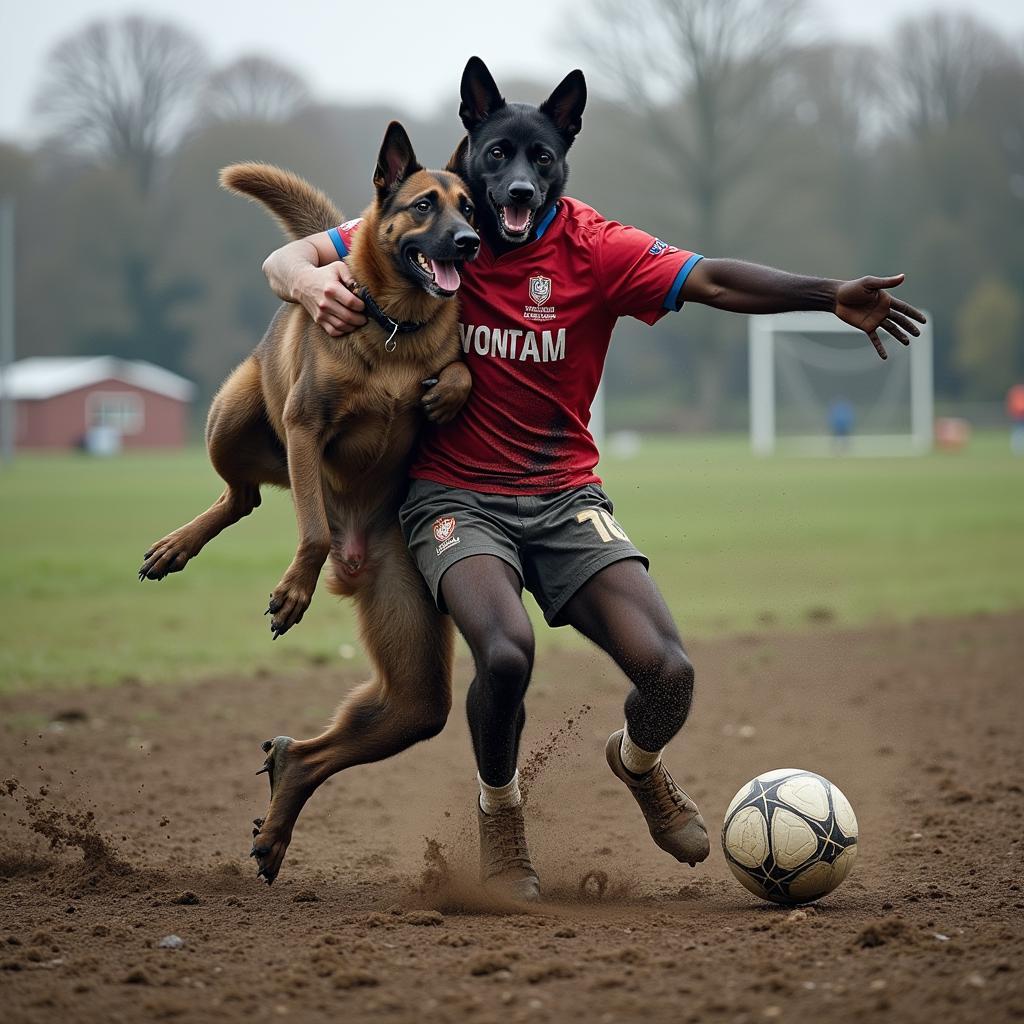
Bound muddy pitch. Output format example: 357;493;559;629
2;614;1022;1023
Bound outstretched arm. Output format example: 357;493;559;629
262;232;366;336
681;258;926;359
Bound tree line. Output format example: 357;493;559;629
0;3;1021;429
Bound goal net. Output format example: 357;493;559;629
748;312;933;456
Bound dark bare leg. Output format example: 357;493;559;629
441;555;535;787
560;558;708;864
250;527;453;884
560;558;694;751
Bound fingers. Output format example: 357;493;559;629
886;309;921;337
320;290;366;321
889;297;927;323
865;273;905;290
881;320;911;346
867;329;887;360
331;263;365;312
317;309;365;336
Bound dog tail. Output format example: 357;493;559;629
219;162;343;239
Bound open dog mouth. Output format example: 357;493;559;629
489;195;536;241
406;248;462;296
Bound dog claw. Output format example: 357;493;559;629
255;765;269;775
261;740;273;753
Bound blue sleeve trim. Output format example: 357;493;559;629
327;226;348;259
664;253;704;311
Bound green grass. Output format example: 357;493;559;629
1;435;1020;691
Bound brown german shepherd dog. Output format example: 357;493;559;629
138;122;479;883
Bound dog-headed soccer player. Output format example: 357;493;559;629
263;58;926;900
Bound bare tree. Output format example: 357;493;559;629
33;16;207;191
199;56;311;124
887;12;1011;138
578;0;807;423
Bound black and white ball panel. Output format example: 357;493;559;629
721;768;858;905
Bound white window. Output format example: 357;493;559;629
87;391;144;435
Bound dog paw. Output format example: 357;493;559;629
265;581;314;638
139;534;193;581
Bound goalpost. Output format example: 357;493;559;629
749;311;933;456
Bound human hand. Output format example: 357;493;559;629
834;274;926;359
295;262;366;337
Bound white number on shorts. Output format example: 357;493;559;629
576;508;628;543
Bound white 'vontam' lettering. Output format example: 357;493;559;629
542;329;566;362
520;332;540;361
474;325;491;355
457;324;566;363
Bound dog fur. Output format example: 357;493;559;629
138;122;478;884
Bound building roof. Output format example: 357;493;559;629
0;357;195;402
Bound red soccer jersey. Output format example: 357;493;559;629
330;197;701;495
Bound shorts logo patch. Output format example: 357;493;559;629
432;515;460;556
433;516;456;542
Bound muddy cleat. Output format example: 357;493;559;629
477;803;540;902
605;729;710;866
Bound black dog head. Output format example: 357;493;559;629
452;56;586;248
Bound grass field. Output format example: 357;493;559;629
1;434;1020;691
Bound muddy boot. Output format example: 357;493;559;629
605;729;710;866
477;803;540;902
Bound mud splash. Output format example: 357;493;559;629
2;778;130;877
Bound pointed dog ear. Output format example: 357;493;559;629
373;121;422;199
459;56;506;132
446;136;470;177
540;69;587;146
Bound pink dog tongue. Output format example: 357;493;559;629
502;206;530;232
430;259;461;292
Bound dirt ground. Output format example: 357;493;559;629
1;613;1022;1024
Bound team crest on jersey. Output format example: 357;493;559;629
529;276;552;305
525;275;556;322
432;516;460;556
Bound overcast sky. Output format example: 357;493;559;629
2;0;1023;142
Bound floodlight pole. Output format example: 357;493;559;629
0;197;14;465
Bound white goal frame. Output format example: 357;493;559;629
749;311;933;456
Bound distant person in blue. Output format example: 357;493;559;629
828;398;855;453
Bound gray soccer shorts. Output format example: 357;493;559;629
399;479;649;625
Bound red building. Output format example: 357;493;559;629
1;357;195;451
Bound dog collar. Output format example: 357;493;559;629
359;288;428;352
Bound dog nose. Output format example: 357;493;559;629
508;181;535;204
454;229;480;255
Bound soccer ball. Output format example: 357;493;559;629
721;768;858;905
